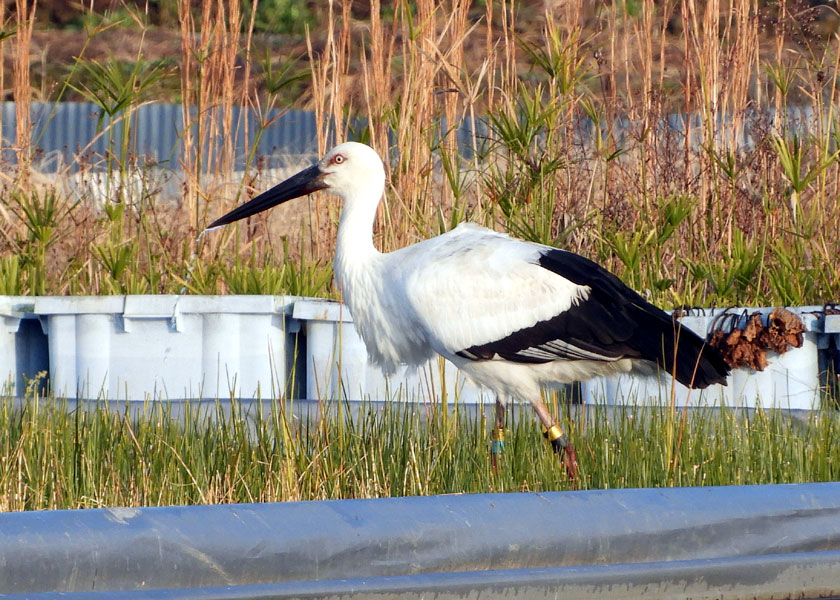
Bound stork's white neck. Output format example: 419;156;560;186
334;186;383;299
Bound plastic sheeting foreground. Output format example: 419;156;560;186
1;484;840;599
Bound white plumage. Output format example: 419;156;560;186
209;142;730;477
339;222;590;374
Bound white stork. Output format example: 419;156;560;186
208;142;731;478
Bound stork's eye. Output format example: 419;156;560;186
332;154;345;165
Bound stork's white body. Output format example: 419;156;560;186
336;221;636;403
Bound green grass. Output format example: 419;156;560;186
1;390;837;511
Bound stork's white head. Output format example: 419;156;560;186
207;142;386;230
317;142;386;205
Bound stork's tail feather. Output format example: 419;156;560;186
668;325;731;388
633;307;731;389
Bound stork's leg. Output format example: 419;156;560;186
531;397;578;480
490;395;506;469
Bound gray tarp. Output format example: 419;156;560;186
1;483;839;599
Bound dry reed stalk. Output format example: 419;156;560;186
725;0;758;147
360;0;400;158
219;1;242;179
305;22;328;258
602;1;618;126
646;0;664;207
639;0;654;122
694;0;720;236
395;0;437;218
549;11;584;219
329;0;481;252
500;0;516;93
657;0;676;94
798;12;840;233
773;0;788;130
362;0;386;150
0;1;5;138
236;0;259;217
359;0;399;253
307;8;331;155
338;0;352;138
177;0;250;238
825;28;840;204
437;21;488;179
721;0;758;251
177;0;199;228
305;0;350;256
484;0;495;109
310;0;351;150
680;0;694;192
198;0;242;216
618;1;635;116
365;0;431;245
13;0;36;189
442;0;470;158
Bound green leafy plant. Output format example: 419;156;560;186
12;190;73;296
0;255;23;295
245;0;314;34
688;228;764;306
69;55;171;203
770;134;839;223
603;195;693;299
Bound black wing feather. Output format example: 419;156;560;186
456;248;730;389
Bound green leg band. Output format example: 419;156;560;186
491;427;505;454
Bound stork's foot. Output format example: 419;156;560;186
543;425;579;480
558;442;579;481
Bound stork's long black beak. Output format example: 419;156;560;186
207;164;327;229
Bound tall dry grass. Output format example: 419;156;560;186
0;0;839;307
178;0;253;230
12;0;36;188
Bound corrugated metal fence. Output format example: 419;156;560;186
0;101;494;172
1;101;322;171
1;101;827;174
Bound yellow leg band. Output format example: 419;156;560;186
545;424;565;442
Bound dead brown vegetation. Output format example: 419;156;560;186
0;0;838;307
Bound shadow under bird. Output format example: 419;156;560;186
208;142;731;479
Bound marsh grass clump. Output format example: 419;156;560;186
0;387;838;510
